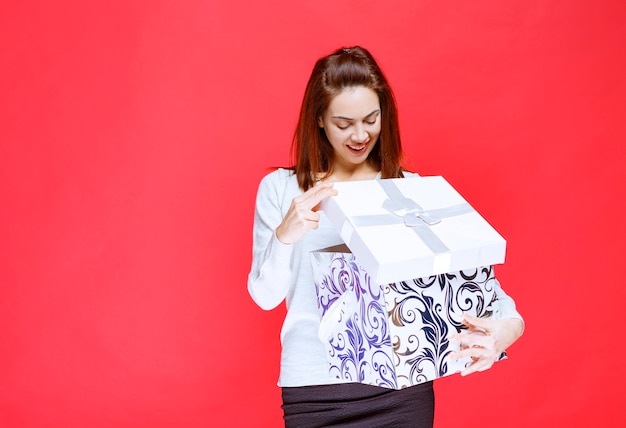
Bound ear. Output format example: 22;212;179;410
318;117;324;128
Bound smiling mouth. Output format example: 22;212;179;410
347;142;368;152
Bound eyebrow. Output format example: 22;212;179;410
331;109;380;121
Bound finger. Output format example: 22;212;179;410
289;212;321;232
449;333;499;359
447;332;461;343
309;187;338;211
462;313;492;330
446;333;468;352
460;344;498;360
448;330;485;345
295;181;332;200
276;210;323;244
449;346;487;362
469;333;493;348
291;187;335;213
456;333;495;351
302;211;321;223
308;181;335;193
460;357;496;376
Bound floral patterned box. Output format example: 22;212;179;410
311;247;505;389
320;177;506;284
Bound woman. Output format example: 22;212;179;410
248;46;523;427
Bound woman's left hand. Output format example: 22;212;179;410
447;313;524;377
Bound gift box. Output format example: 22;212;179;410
320;176;506;284
311;246;503;389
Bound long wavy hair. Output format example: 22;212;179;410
291;46;405;191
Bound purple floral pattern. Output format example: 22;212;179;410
312;252;499;389
313;253;396;388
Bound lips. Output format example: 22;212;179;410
347;142;369;152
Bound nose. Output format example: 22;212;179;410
351;124;369;143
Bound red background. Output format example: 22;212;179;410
2;1;625;427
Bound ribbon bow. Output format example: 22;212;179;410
349;179;474;255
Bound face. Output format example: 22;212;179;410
318;86;381;172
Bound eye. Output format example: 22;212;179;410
365;115;379;125
336;123;350;130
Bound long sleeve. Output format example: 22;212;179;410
493;278;525;332
247;170;295;310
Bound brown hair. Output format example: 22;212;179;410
291;46;405;191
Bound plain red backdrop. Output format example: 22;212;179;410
1;1;625;427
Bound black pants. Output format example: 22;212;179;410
282;382;434;428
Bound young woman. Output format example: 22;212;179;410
248;46;524;428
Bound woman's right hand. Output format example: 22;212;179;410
275;182;337;244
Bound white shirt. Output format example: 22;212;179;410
247;168;522;387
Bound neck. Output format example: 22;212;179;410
327;162;379;182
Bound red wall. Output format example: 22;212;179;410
2;1;625;427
